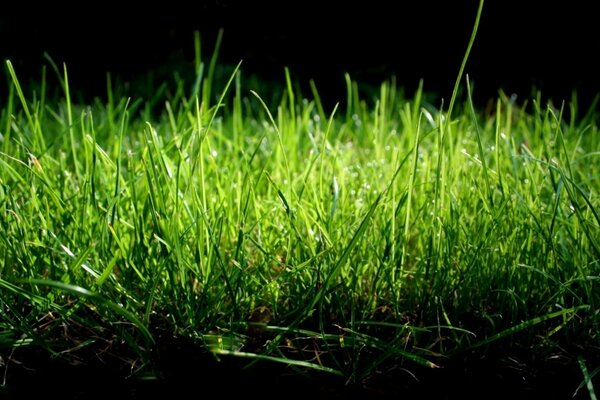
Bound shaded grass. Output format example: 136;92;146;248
1;13;599;395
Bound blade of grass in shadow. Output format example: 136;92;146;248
518;263;583;304
464;305;589;351
212;348;344;376
576;357;598;400
340;326;439;370
0;278;59;310
25;279;153;344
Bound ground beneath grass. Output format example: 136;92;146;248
1;342;594;399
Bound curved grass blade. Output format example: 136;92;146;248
339;326;439;379
211;348;344;377
465;305;589;351
25;279;153;344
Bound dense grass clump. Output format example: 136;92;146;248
0;38;599;395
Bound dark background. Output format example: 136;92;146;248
1;1;598;110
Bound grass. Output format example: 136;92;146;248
1;4;599;395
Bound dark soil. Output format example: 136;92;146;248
1;338;596;400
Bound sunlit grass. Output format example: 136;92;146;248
1;7;599;390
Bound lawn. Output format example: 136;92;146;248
1;5;599;398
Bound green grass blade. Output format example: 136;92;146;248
576;357;598;400
466;305;589;351
26;279;153;344
212;348;344;376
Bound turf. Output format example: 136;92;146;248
1;4;599;397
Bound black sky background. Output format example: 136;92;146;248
1;1;598;110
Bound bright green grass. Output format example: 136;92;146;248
1;12;599;389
